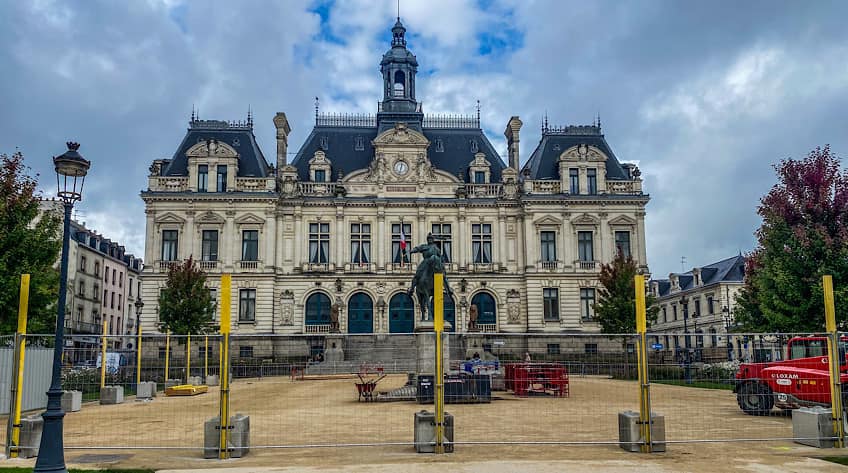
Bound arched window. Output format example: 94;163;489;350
393;70;405;97
471;292;496;326
347;292;373;334
389;293;414;333
305;292;331;326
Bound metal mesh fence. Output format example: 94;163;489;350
2;331;844;452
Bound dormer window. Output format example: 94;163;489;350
470;139;478;153
319;136;328;150
315;170;326;182
474;171;485;184
309;150;332;182
197;165;208;192
467;152;491;185
216;165;228;192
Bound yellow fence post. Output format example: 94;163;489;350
187;334;191;382
165;330;171;383
823;275;844;448
7;274;30;458
634;274;652;453
100;320;108;389
136;329;143;387
434;273;445;454
219;274;232;459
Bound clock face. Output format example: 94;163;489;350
394;160;409;175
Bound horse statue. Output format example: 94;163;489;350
406;233;454;321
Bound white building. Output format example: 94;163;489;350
139;19;650;336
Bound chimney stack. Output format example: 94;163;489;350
273;112;291;169
504;116;523;170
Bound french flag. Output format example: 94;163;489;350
400;228;407;263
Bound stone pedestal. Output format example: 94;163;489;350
324;335;345;363
100;385;124;405
18;415;43;458
61;390;82;412
464;333;486;360
206;375;220;386
204;414;250;458
415;327;450;376
187;376;203;386
137;381;157;399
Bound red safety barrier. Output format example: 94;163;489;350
508;362;569;398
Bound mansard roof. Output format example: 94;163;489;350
522;124;632;181
654;254;746;298
161;119;271;178
290;119;508;183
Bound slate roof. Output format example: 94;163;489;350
653;255;746;297
521;125;632;181
162;120;271;178
290;123;508;183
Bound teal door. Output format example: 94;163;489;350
471;292;496;325
347;292;373;334
389;293;415;333
305;292;331;326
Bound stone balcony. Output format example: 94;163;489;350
538;260;561;271
345;262;376;273
198;260;218;271
465;184;502;198
574;260;598;271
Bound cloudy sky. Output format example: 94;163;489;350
2;0;846;277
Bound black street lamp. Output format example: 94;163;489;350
35;142;90;473
680;294;692;384
722;305;734;361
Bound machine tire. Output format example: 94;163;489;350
737;382;774;416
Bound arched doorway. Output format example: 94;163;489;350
347;292;373;334
305;292;331;328
389;293;415;333
471;292;496;327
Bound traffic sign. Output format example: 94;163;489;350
651;343;663;350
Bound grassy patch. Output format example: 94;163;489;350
652;379;734;390
822;457;848;466
0;469;154;473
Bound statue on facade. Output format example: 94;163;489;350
468;304;479;332
329;302;340;333
406;233;454;321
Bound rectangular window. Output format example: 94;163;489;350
694;299;701;317
112;269;116;285
94;261;100;276
93;283;99;301
543;288;559;321
471;223;492;264
308;223;330;264
129;278;133;297
584;343;598;354
350;223;371;264
208;289;217;312
216;165;227;192
547;344;560;355
110;292;115;309
431;223;452;263
569;168;579;194
78;280;85;296
707;296;714;314
540;231;557;262
158;346;167;360
239;346;254;358
118;294;122;311
662;307;667;323
587;168;597;195
242;230;259;261
103;289;107;306
104;266;109;282
202;230;219;262
76;307;83;322
161;230;178;261
391;223;412;264
577;231;594;262
315;169;326;182
614;231;631;258
197;164;208;192
239;289;256;322
673;305;678;321
474;171;486;184
580;288;595;321
80;256;87;272
119;272;123;287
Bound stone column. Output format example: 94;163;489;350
294;209;303;267
145;209;156;263
185;210;195;260
457;206;467;268
523;211;535;270
497;210;507;269
225;210;236;271
503;116;523;171
335;205;344;268
265;208;276;269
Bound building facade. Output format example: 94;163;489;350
41;200;144;357
139;20;650;336
649;255;745;361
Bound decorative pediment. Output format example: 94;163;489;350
608;215;637;226
560;144;607;162
196;211;225;224
234;213;265;225
373;122;429;146
533;215;563;227
468;152;491;168
186;140;238;159
309;150;332;166
154;212;186;224
571;213;601;226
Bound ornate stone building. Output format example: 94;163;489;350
139;19;649;336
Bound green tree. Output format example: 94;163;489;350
593;251;660;336
735;146;848;332
0;151;61;335
158;256;216;334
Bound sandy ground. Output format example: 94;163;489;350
2;375;844;472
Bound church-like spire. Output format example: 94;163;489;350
379;18;419;115
392;17;407;47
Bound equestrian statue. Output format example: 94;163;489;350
406;233;454;321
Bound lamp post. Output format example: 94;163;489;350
35;142;90;473
680;294;691;384
135;299;144;384
722;305;733;361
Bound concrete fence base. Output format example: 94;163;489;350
136;381;157;400
203;414;250;458
100;386;124;405
793;406;835;448
61;390;82;412
206;375;220;386
187;376;203;386
618;410;666;452
18;415;43;458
